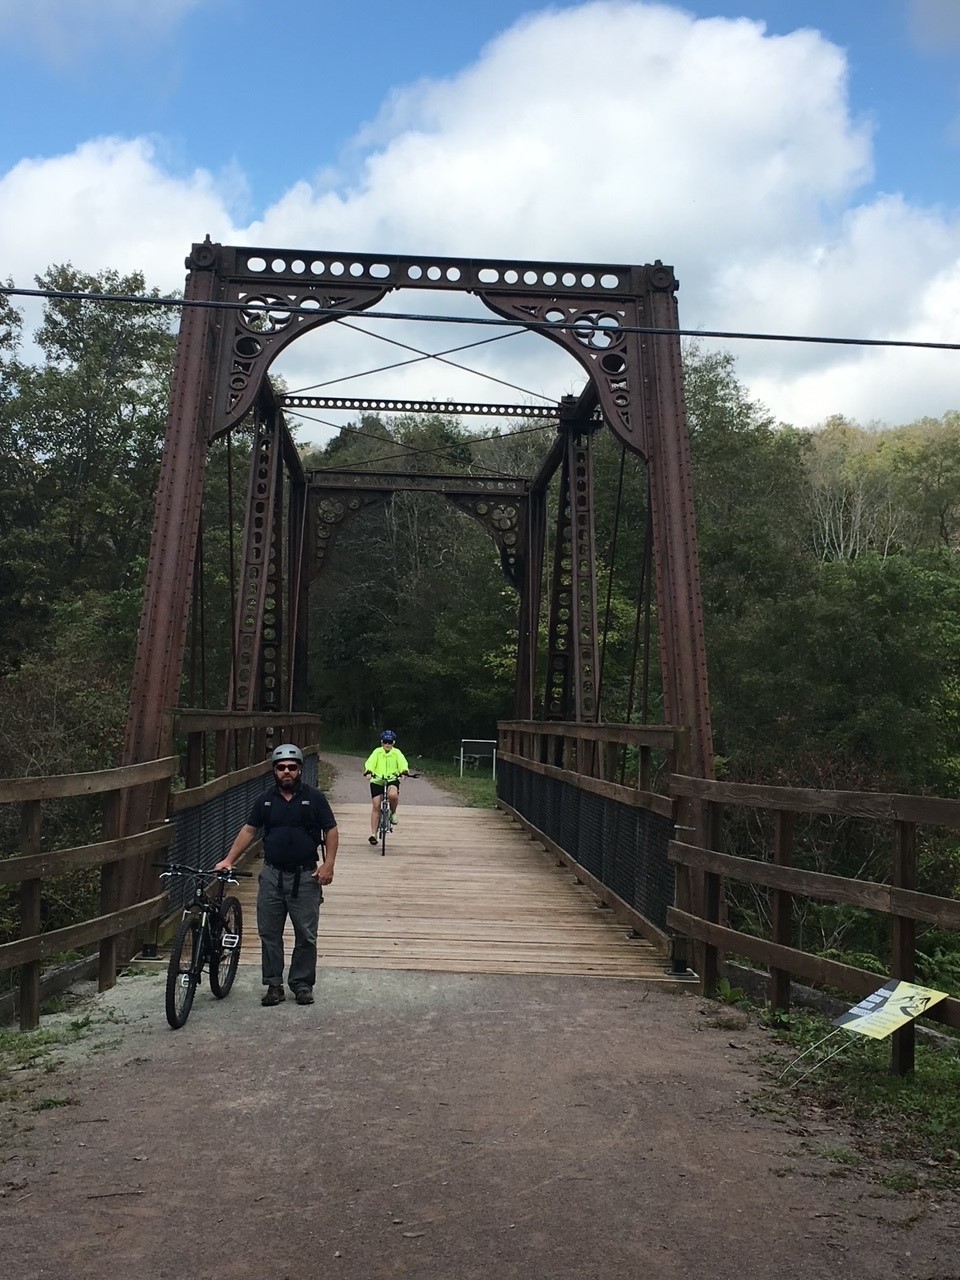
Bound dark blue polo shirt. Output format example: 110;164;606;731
247;782;337;869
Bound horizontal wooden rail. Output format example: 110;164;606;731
501;720;686;749
670;774;960;829
169;744;320;814
667;908;960;1032
0;756;177;804
0;894;167;970
498;750;674;818
173;710;323;733
669;841;960;932
0;825;172;886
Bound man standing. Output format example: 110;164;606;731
216;743;337;1007
363;729;410;846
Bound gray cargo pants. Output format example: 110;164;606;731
256;862;322;992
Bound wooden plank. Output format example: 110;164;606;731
0;756;178;804
174;710;323;732
169;746;321;813
667;907;960;1031
500;720;683;749
0;894;167;971
228;803;674;981
668;841;960;929
669;774;960;828
0;825;173;886
499;751;674;817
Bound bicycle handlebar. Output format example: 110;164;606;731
153;862;253;880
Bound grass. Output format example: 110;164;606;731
0;1015;93;1079
754;1005;960;1190
414;755;498;808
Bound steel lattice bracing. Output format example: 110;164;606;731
122;242;715;897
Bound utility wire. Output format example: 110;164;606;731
292;319;552;403
4;284;960;353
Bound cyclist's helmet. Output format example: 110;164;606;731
380;730;397;743
272;743;304;765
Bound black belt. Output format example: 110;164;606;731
265;861;319;900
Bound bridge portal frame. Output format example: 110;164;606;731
123;241;714;791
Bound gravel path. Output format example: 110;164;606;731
319;751;460;808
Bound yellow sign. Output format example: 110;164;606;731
834;980;948;1040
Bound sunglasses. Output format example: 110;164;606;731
274;762;301;773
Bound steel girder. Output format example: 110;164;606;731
308;472;529;591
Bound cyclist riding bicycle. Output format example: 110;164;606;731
363;729;410;846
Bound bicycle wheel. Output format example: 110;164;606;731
165;916;202;1029
209;896;243;998
379;798;390;856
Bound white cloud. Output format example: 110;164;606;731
2;0;960;442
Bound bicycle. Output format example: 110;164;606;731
375;774;400;856
154;862;253;1029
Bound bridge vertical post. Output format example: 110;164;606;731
287;472;310;711
121;241;224;910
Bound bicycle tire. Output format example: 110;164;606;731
165;916;202;1029
209;896;243;998
380;797;390;856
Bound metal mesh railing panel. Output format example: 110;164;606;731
497;760;675;932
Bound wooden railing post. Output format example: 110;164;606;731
701;799;722;995
19;800;42;1030
98;791;121;993
185;730;203;788
891;819;917;1076
770;810;795;1013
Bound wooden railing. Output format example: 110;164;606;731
0;758;177;1029
498;719;689;818
1;713;327;1029
667;774;960;1073
173;710;323;787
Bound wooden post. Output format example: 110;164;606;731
770;810;795;1013
98;791;121;993
700;799;722;995
891;819;917;1076
19;799;42;1030
185;730;203;788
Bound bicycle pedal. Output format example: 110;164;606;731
221;933;240;950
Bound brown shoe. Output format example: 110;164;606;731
261;985;285;1006
294;989;315;1006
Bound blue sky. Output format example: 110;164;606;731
2;0;960;440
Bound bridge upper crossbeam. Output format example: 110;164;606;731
283;394;560;419
306;471;529;497
221;244;647;296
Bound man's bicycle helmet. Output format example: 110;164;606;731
380;729;397;743
272;743;304;764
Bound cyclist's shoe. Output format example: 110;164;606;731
390;814;398;826
368;834;377;845
294;989;315;1006
261;985;285;1006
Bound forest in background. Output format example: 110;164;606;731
2;267;960;985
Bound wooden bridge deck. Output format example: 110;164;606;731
233;803;672;979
